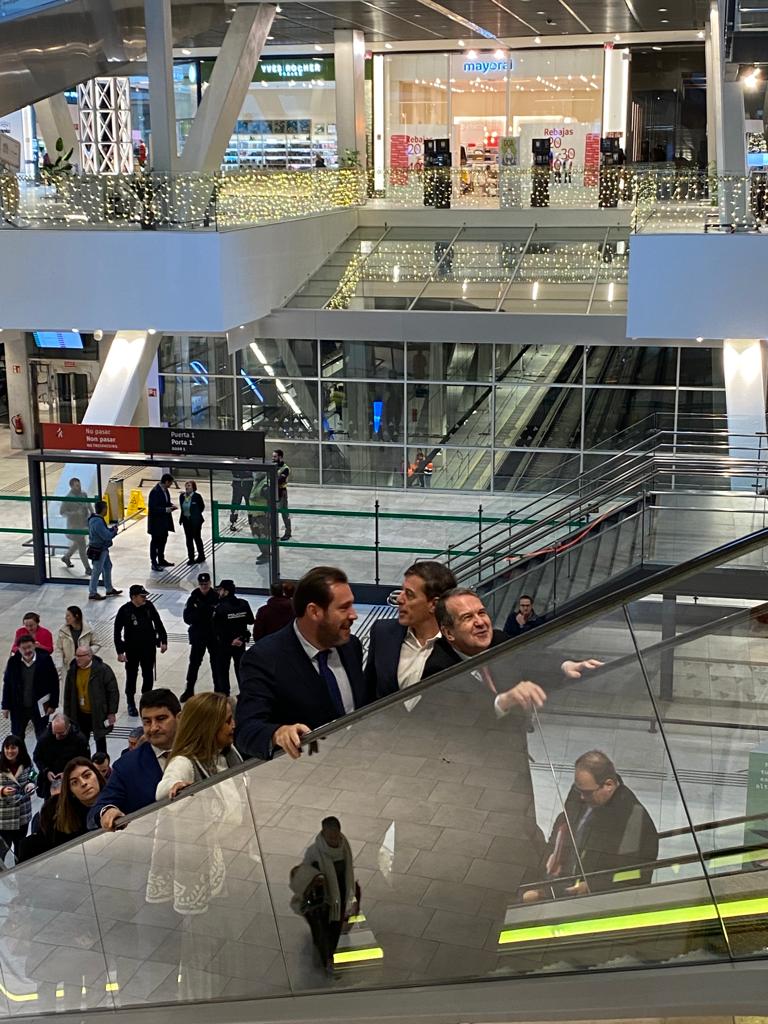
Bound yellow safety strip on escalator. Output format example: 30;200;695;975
333;946;384;965
499;895;768;945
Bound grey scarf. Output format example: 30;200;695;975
304;831;355;922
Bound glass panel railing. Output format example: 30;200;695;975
2;527;768;1011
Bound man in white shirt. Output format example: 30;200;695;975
235;566;373;761
365;560;456;699
424;588;603;714
88;688;181;831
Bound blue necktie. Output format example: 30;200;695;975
316;650;345;717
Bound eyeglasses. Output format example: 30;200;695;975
574;782;606;796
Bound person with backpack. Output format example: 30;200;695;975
87;501;121;602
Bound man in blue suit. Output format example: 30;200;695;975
88;688;181;830
365;561;456;700
235;566;373;761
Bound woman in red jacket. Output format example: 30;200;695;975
11;613;54;655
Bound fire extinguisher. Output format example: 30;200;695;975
11;414;23;435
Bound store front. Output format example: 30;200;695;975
384;47;604;183
202;57;341;170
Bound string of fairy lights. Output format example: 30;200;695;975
0;166;763;232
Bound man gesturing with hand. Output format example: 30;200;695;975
235;566;374;761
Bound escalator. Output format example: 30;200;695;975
3;528;768;1023
0;0;233;118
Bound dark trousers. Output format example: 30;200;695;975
306;907;342;967
149;530;169;568
125;648;156;703
0;827;26;861
76;711;107;755
11;707;48;742
181;519;205;562
215;644;244;696
230;479;252;525
186;635;217;689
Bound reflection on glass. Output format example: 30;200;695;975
160;375;235;431
406;384;492;447
320;341;404;380
321;444;404;488
321;382;403;443
494;386;582;450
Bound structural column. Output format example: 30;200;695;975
33;95;79;170
709;0;748;224
4;332;38;451
723;338;767;489
334;29;367;168
144;0;177;172
601;44;630;147
180;5;275;173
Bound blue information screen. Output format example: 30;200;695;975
33;331;84;349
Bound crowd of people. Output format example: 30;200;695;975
0;560;660;972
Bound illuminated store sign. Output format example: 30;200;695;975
260;60;324;78
462;58;516;75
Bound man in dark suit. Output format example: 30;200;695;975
1;635;59;740
424;588;602;699
88;688;181;830
235;565;373;761
365;560;456;699
147;473;177;572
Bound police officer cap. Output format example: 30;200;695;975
197;572;211;583
217;579;236;593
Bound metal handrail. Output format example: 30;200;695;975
10;519;768;873
446;432;768;582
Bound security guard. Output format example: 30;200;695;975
180;572;219;703
212;580;254;697
113;585;168;716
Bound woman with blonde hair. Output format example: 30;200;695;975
149;693;243;915
156;692;241;801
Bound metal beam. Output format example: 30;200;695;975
179;5;276;174
144;0;177;172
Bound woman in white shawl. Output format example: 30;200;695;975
300;816;356;969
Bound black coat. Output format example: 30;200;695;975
33;725;89;782
235;623;372;760
63;655;119;738
183;586;218;640
179;490;205;528
365;619;408;699
213;594;254;647
147;483;175;535
1;650;59;715
538;782;659;893
114;600;168;654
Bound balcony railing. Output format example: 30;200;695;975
1;165;766;232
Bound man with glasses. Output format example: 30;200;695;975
522;750;658;900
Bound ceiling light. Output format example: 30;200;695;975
457;38;465;46
652;45;662;50
93;329;103;341
531;281;540;301
276;3;282;9
494;48;505;58
71;328;78;333
608;282;615;303
534;36;542;43
658;7;667;10
181;48;191;55
147;328;157;335
385;42;393;48
467;49;477;58
614;33;621;40
267;35;274;39
660;18;668;22
314;44;323;51
696;337;703;343
697;29;704;37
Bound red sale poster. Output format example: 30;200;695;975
584;132;601;186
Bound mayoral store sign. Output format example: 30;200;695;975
462;56;517;75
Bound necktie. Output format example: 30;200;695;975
316;650;345;717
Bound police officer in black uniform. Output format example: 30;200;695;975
180;571;219;703
113;585;168;716
230;467;255;531
212;580;254;697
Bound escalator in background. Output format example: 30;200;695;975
0;0;233;118
2;529;768;1021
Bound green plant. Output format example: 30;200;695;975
41;136;74;181
339;148;361;169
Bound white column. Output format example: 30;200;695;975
723;338;767;489
334;29;367;168
179;5;275;174
704;25;717;169
77;78;134;174
34;95;79;171
3;332;38;451
601;44;630;146
710;0;748;224
144;0;177;172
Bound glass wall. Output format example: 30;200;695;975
157;337;727;493
384;47;604;182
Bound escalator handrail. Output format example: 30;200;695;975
453;447;768;581
7;519;768;879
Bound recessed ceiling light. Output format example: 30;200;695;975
181;48;191;55
660;18;668;22
658;6;667;10
652;45;662;50
314;44;323;51
614;33;621;40
457;38;465;46
697;29;704;37
534;35;542;43
275;3;281;9
385;42;393;48
696;337;703;343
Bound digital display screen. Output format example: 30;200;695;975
747;151;768;167
33;331;84;350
